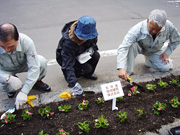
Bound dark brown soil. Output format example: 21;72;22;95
1;75;180;135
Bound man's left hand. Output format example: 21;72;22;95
160;53;169;64
15;92;27;110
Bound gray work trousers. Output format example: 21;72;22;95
0;55;47;93
126;43;173;73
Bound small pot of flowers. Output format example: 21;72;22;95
58;105;71;112
21;109;33;120
94;115;109;128
38;106;54;118
169;96;180;108
78;100;89;111
153;101;166;115
1;112;16;124
77;121;90;134
116;112;128;122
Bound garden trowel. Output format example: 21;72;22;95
0;105;16;120
127;77;146;91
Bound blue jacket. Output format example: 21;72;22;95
56;21;98;87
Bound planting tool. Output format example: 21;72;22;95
127;77;146;91
1;105;16;120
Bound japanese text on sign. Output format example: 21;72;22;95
101;81;124;101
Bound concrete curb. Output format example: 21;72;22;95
1;69;180;111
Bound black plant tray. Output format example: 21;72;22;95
169;126;180;135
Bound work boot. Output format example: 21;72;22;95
84;73;98;80
32;81;51;92
7;91;16;98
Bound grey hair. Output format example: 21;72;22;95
148;9;167;27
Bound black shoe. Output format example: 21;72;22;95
84;73;98;80
7;91;16;98
32;81;51;92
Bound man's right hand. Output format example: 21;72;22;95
7;75;23;90
15;91;27;110
118;68;128;81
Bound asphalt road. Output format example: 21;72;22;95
1;0;180;95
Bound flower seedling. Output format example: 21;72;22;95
78;100;89;110
158;79;168;88
153;101;166;115
38;129;49;135
116;112;128;122
96;97;104;105
169;96;180;108
116;96;123;101
137;108;146;116
128;86;140;96
56;128;70;135
94;115;109;128
1;112;16;124
77;121;90;134
58;105;71;112
21;109;33;120
169;78;180;87
38;106;54;118
146;84;156;92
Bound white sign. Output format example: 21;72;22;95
101;81;124;101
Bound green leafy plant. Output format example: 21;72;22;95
137;108;146;116
56;128;70;135
128;86;140;96
1;112;16;124
146;84;156;92
78;100;89;110
169;78;180;87
116;112;128;122
158;79;168;88
77;121;90;134
38;106;54;118
38;129;49;135
21;109;33;120
169;96;180;108
94;115;109;128
96;97;104;105
116;96;123;101
153;101;166;115
58;105;71;112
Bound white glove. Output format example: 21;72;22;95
15;92;27;110
7;75;23;90
72;82;83;96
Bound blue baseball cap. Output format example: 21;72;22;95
74;16;98;39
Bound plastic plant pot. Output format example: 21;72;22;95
169;126;180;135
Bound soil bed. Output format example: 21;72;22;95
1;75;180;135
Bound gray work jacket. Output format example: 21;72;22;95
0;33;40;94
117;20;180;70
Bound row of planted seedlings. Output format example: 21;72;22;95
1;77;180;135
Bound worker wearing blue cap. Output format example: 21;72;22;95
56;16;100;96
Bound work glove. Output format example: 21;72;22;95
6;75;23;90
72;82;83;96
15;91;27;110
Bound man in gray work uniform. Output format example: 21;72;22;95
0;23;51;109
117;9;180;81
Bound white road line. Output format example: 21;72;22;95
47;41;169;66
47;49;117;66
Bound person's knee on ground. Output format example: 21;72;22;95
145;56;173;72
